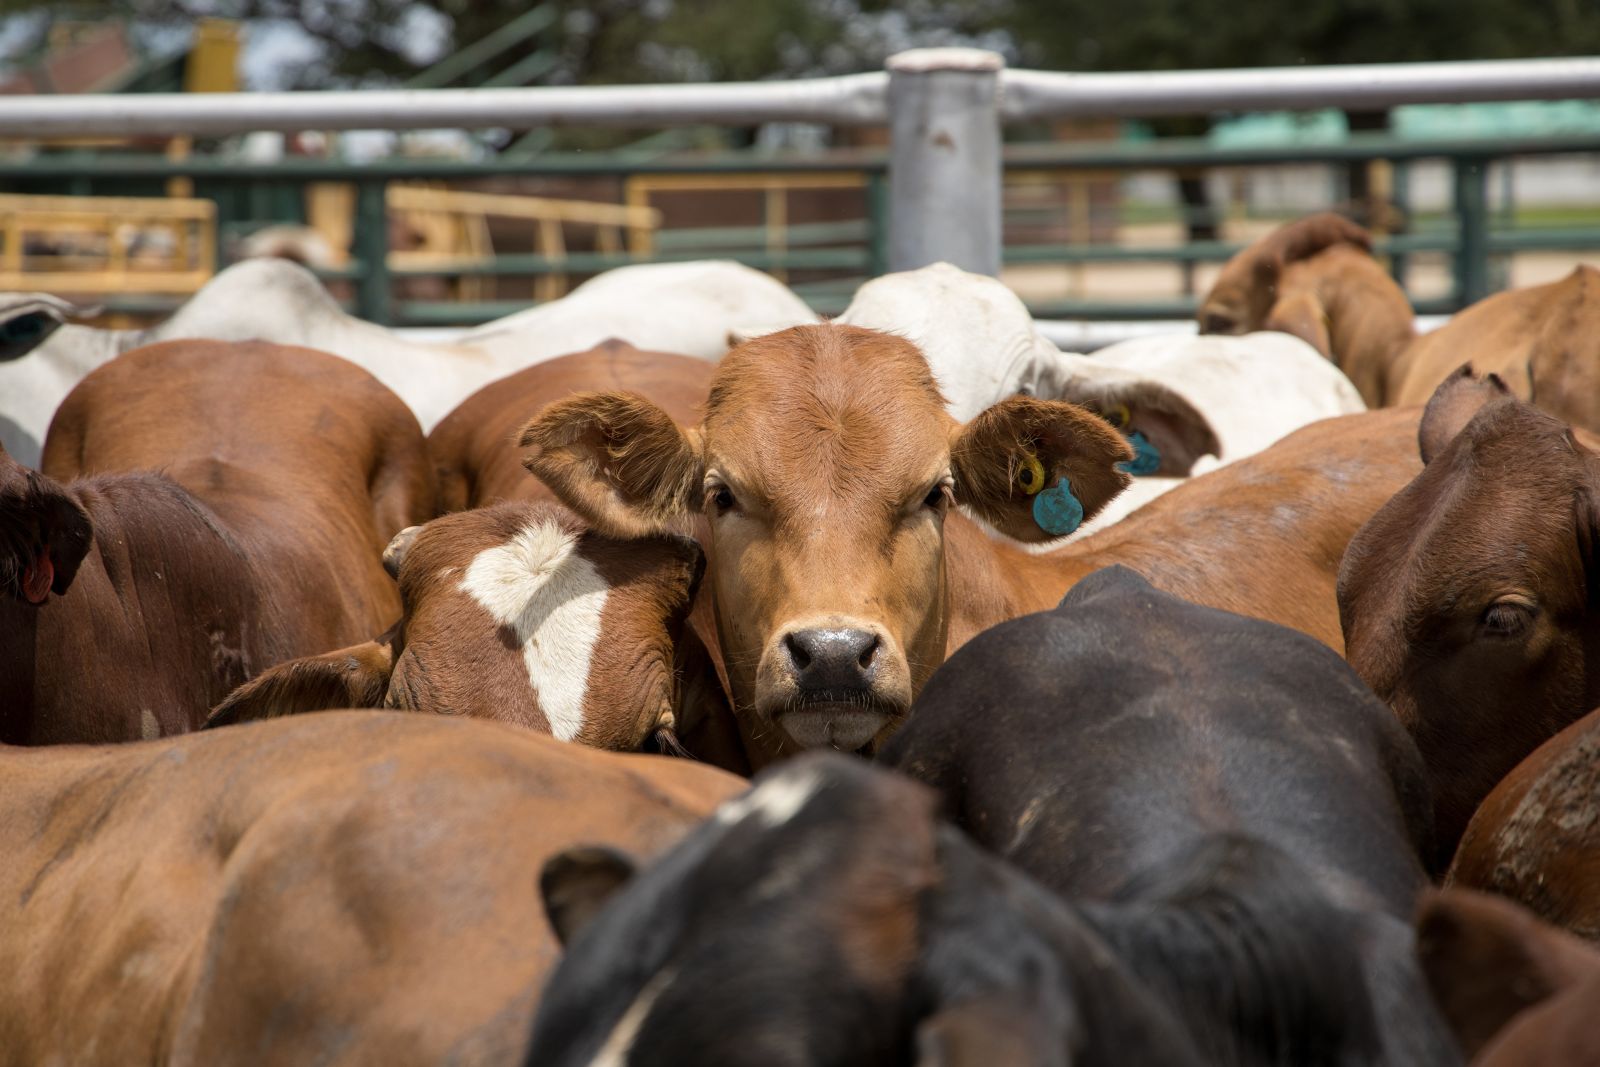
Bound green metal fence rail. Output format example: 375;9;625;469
3;130;1598;323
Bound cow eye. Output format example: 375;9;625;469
1481;599;1536;639
923;479;952;511
708;485;736;514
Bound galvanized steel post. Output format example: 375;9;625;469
887;48;1004;276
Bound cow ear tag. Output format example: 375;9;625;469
1118;431;1161;476
1015;453;1047;496
1032;477;1083;536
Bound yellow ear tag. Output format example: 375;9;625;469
1016;453;1046;496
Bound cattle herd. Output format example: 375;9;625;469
4;211;1600;1065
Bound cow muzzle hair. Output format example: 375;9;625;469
759;618;909;752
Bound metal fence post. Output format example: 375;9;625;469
887;48;1004;276
355;179;391;325
1452;156;1490;307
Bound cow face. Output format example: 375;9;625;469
523;325;1132;758
208;503;711;753
1338;368;1600;854
0;444;91;604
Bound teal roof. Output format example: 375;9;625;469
1205;100;1600;147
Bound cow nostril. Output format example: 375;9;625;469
857;633;880;670
784;632;813;672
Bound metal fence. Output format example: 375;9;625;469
2;50;1599;323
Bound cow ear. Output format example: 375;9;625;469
1053;380;1222;477
1414;888;1599;1058
1262;290;1334;360
382;525;422;579
521;391;705;539
540;847;639;946
951;396;1132;542
1418;365;1513;464
915;994;1073;1067
0;295;93;362
0;450;92;603
204;639;394;728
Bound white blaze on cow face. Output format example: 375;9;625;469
458;519;609;742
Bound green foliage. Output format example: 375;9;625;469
994;0;1600;71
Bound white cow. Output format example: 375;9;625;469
825;263;1365;539
1069;331;1366;537
0;258;816;465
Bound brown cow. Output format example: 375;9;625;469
0;711;741;1066
429;339;714;511
1339;368;1600;865
0;340;433;743
207;501;746;770
524;324;1420;766
1417;888;1600;1065
1449;706;1600;941
1198;212;1416;407
1390;265;1600;431
1203;214;1600;433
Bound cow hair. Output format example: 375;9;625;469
520;391;702;538
1251;212;1373;278
206;639;393;728
952;395;1132;529
1083;832;1382;1067
0;460;92;602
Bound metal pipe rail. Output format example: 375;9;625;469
1002;57;1600;120
0;73;889;138
2;57;1598;137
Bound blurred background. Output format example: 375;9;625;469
3;0;1600;328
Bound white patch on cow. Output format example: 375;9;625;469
458;519;608;742
714;766;827;829
140;708;161;741
587;967;677;1067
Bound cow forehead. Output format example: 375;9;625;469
1356;409;1585;629
704;324;954;499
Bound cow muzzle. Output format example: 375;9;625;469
760;620;907;752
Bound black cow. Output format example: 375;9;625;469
879;566;1459;1066
527;754;1214;1067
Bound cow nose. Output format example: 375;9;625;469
782;628;880;692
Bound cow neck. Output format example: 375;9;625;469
1315;253;1416;409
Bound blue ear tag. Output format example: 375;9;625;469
1117;431;1161;477
1032;477;1084;536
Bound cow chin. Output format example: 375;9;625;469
774;700;898;754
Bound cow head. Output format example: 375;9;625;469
1198;212;1372;349
0;443;91;604
208;502;721;754
1338;367;1600;856
523;325;1132;758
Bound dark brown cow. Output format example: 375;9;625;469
1198;212;1416;407
1417;888;1600;1065
0;340;433;743
1339;368;1600;865
207;501;745;770
0;711;742;1066
429;339;714;510
524;324;1420;766
1448;706;1600;941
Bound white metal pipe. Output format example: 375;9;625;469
1002;58;1600;120
0;74;888;137
888;48;1005;276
